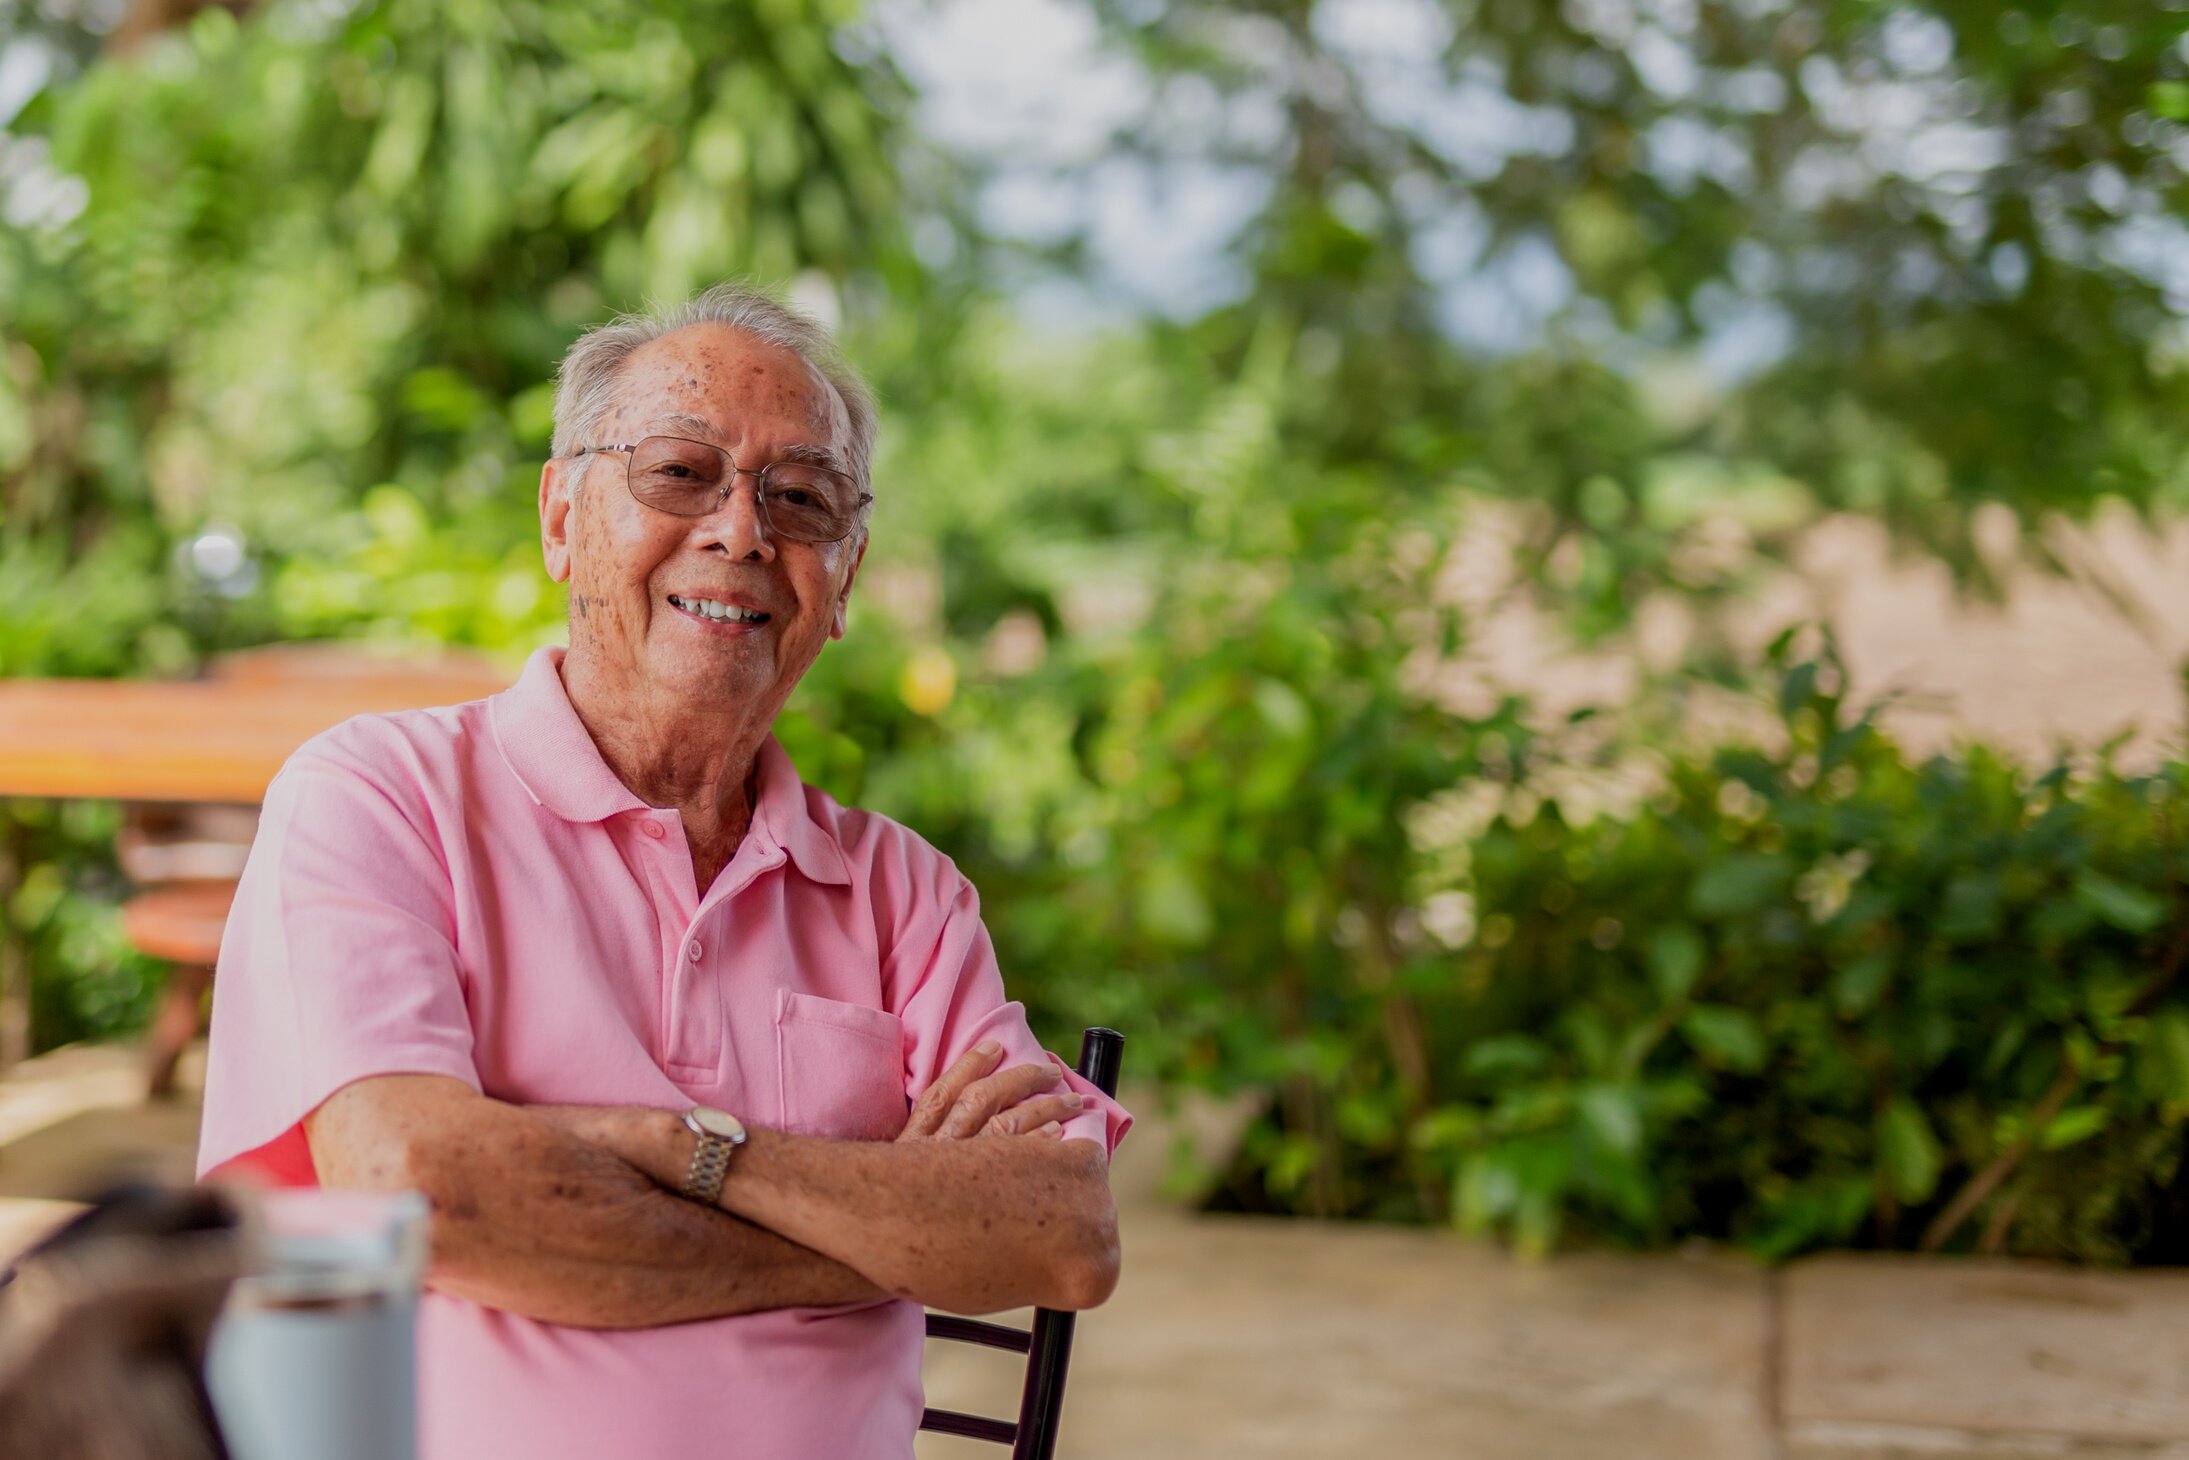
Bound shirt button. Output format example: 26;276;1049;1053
687;941;703;963
641;820;666;839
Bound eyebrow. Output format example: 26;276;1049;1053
776;442;851;474
648;413;723;441
645;416;849;474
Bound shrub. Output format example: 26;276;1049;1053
1002;627;2189;1262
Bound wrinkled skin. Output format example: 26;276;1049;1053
538;322;866;891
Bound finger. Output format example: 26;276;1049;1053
940;1062;1063;1138
937;1062;1062;1140
906;1065;976;1140
979;1091;1085;1137
902;1040;1005;1139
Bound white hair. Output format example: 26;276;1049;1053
549;282;878;501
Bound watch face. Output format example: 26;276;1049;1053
690;1106;747;1141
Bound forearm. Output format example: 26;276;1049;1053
733;1129;1118;1315
306;1080;883;1327
604;1114;1118;1315
428;1159;882;1328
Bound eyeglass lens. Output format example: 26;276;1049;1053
625;436;859;541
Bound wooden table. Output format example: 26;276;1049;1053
0;651;515;1082
0;660;513;804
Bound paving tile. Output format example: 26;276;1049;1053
0;1042;148;1147
0;1101;204;1199
1787;1419;2189;1458
0;1041;203;1200
923;1211;1772;1460
1784;1255;2189;1443
9;1048;2188;1459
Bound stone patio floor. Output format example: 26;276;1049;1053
3;1043;2187;1459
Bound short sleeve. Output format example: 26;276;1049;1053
882;856;1131;1159
196;747;480;1180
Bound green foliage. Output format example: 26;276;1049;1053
1;0;916;673
0;798;164;1052
835;308;2189;1262
1083;0;2189;580
1377;646;2189;1262
0;0;925;1059
5;0;2189;1266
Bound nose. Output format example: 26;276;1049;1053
697;471;775;562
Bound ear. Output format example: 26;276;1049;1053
540;456;576;584
829;534;868;641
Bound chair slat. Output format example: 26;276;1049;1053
1009;1027;1122;1460
925;1314;1033;1354
915;1027;1126;1459
919;1408;1018;1445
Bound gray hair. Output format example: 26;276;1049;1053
549;282;878;502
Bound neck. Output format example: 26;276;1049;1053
558;643;767;853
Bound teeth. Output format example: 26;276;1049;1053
672;595;767;623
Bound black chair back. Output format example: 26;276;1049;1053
918;1027;1124;1460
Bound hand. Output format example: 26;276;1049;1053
897;1041;1083;1143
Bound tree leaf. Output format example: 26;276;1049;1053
1937;873;2004;941
1577;1083;1644;1157
1463;1035;1553;1080
2073;871;2166;935
1830;952;1893;1018
1646;923;1705;1004
2040;1105;2108;1151
1410;1104;1484;1152
1680;1005;1766;1073
2144;1009;2189;1113
1689;854;1792;919
1779;660;1818;720
1878;1098;1942;1204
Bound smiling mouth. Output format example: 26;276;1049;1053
668;594;772;625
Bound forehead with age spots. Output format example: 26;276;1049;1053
598;322;851;459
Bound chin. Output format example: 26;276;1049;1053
654;650;776;704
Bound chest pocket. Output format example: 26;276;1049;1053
774;989;909;1140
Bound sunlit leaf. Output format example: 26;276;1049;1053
1878;1099;1942;1204
1680;1005;1766;1074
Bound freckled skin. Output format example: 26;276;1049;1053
309;1039;1116;1323
540;1043;1122;1315
539;323;867;893
310;1075;883;1325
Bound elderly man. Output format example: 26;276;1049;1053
195;284;1130;1460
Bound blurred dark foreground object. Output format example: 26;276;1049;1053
0;1185;243;1460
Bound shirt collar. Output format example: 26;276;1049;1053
749;736;852;886
489;646;851;886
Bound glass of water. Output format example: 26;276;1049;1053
205;1187;430;1460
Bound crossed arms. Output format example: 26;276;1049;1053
304;1044;1117;1328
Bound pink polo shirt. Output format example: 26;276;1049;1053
197;645;1130;1460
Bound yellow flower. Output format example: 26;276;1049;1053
898;646;957;716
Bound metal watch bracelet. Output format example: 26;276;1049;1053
680;1107;747;1205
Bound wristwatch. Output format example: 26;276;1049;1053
680;1106;748;1205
